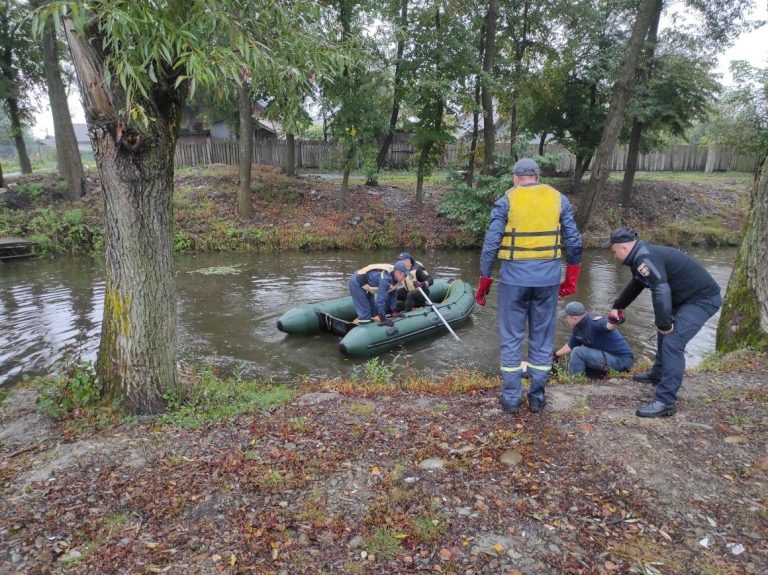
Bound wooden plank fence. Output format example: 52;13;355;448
174;138;761;174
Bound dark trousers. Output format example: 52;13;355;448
650;293;722;405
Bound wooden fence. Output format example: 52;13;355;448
174;138;761;174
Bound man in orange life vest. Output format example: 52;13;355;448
475;158;582;414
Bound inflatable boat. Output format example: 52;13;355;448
276;278;475;357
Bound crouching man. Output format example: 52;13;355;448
553;301;634;378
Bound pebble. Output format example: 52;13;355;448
499;450;522;467
11;552;22;564
418;458;445;470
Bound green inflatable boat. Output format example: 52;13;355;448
276;278;475;357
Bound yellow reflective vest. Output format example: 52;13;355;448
403;261;428;292
355;263;399;294
498;184;562;260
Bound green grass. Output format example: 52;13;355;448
159;367;295;429
608;170;754;188
363;527;402;560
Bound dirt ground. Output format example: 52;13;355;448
1;356;766;574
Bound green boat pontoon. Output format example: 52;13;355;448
276;278;475;357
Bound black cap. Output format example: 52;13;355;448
600;227;638;248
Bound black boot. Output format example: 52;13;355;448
632;371;661;385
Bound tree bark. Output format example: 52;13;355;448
237;81;253;218
416;140;433;206
375;0;408;176
63;16;181;414
285;132;296;176
538;132;546;156
575;0;659;229
0;160;4;187
7;96;32;173
464;80;481;188
480;0;497;175
41;16;85;200
621;117;643;206
572;153;592;194
620;0;662;208
717;158;768;352
508;104;517;158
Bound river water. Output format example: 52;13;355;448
0;248;735;386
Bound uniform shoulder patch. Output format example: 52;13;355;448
636;262;651;277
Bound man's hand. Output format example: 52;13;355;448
607;309;624;325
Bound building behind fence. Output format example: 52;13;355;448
174;139;760;174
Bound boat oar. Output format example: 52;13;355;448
417;287;461;342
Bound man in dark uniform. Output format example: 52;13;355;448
395;251;434;311
553;301;634;377
604;228;722;417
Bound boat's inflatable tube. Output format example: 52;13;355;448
276;278;453;335
338;279;475;357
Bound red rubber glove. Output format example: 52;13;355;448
474;277;493;306
559;264;581;299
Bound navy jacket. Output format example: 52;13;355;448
613;241;720;330
568;315;634;359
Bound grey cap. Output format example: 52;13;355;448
392;262;409;276
512;158;541;176
563;301;587;317
600;227;638;248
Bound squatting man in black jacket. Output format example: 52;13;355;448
603;228;722;418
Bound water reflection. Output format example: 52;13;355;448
0;248;734;386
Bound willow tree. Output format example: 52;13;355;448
39;1;311;414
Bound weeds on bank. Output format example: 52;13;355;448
335;357;498;395
33;360;123;432
654;216;741;247
158;364;295;429
694;348;768;373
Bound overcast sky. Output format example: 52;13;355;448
31;3;768;139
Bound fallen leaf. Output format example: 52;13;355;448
493;543;505;553
145;542;160;549
578;423;594;433
371;465;380;476
439;548;452;560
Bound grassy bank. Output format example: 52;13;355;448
0;166;753;256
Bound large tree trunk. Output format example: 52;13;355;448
374;0;408;179
508;104;517;158
41;16;85;201
0;160;4;187
575;0;658;229
538;132;546;156
416;140;433;206
464;80;481;188
237;82;253;218
63;16;182;414
480;0;497;175
717;159;768;352
621;117;643;206
620;0;662;208
285;132;296;176
7;97;32;173
572;153;592;194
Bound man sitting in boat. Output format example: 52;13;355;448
349;261;409;325
395;251;434;312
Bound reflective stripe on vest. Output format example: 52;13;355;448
498;184;562;260
404;262;428;292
